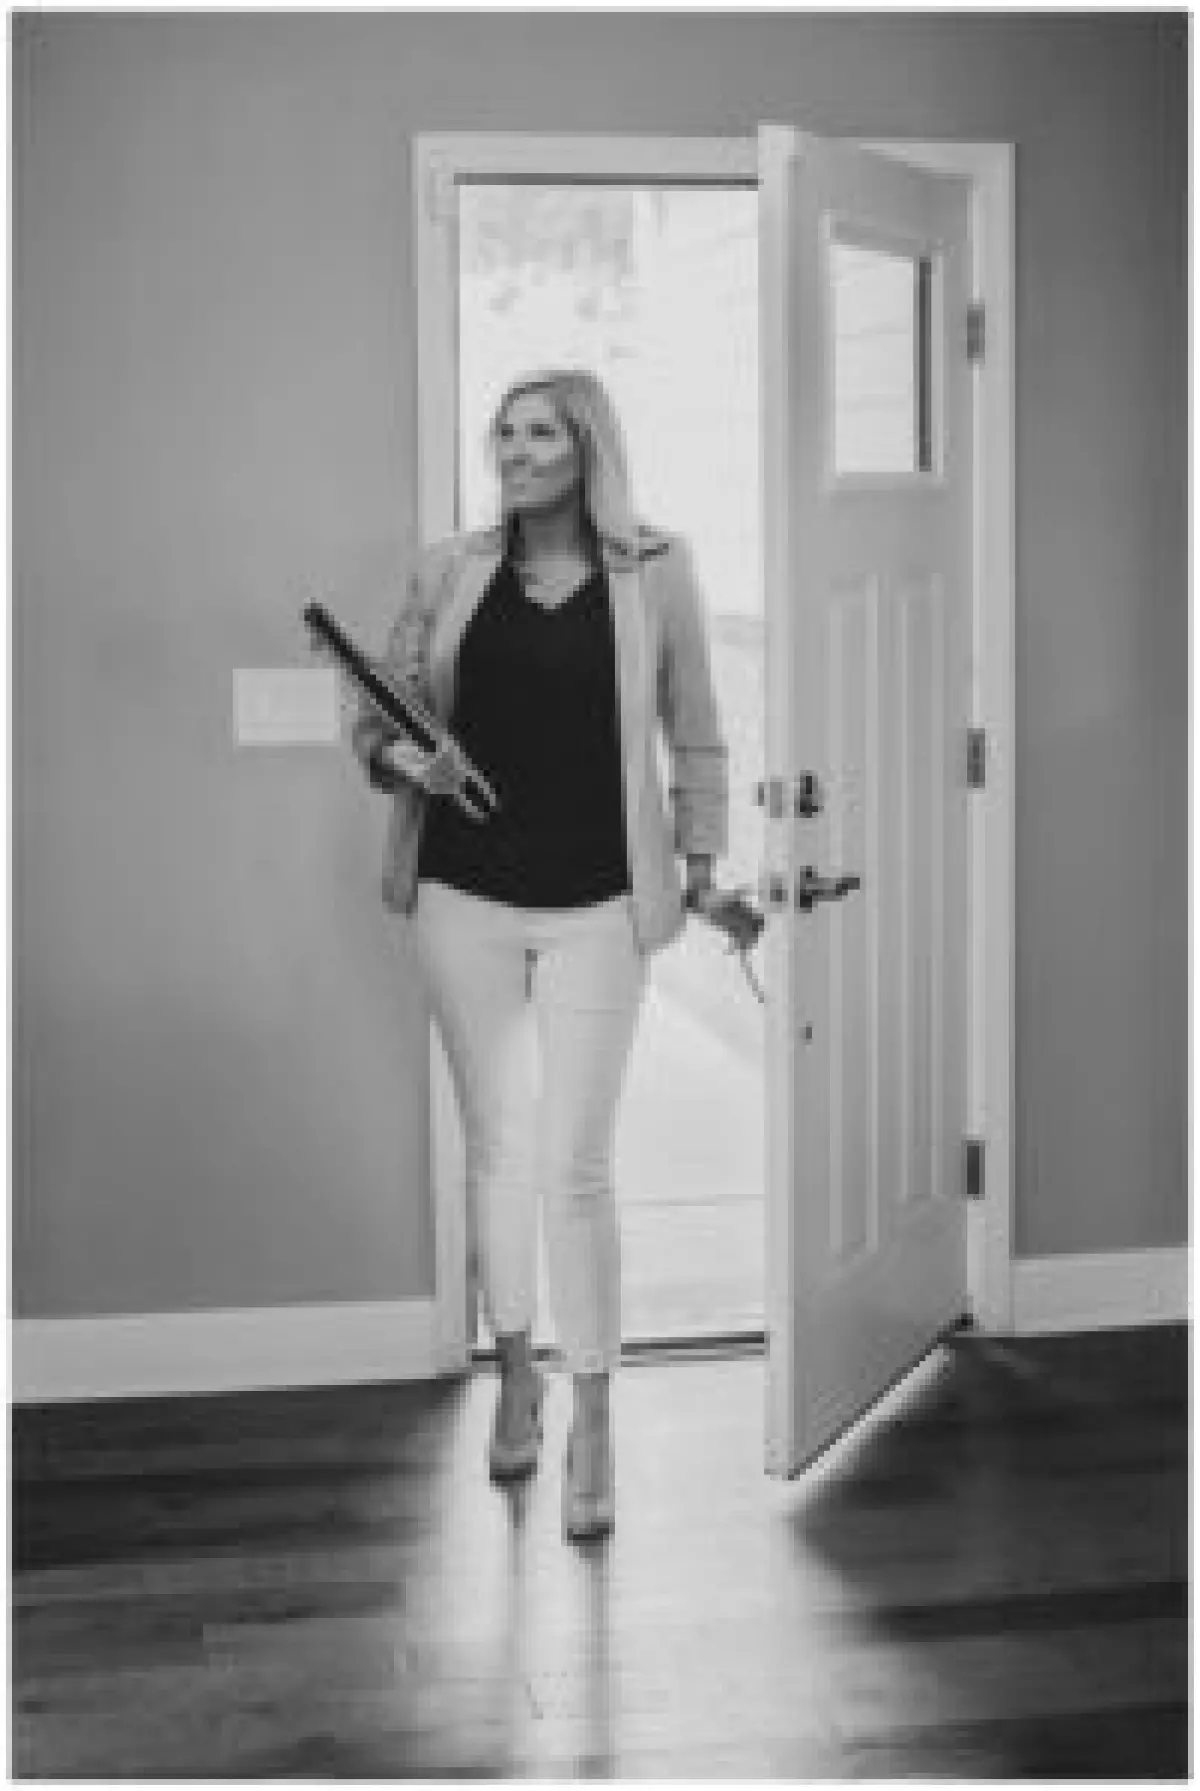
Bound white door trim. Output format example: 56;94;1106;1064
413;131;1016;1356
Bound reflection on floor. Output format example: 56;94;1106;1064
14;1331;1189;1779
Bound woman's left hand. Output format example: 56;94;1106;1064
703;888;765;955
684;862;764;956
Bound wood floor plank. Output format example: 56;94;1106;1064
12;1326;1189;1779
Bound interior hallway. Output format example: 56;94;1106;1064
13;1326;1188;1779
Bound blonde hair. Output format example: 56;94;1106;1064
487;367;669;564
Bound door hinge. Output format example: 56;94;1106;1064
966;302;986;364
967;727;987;789
964;1137;986;1201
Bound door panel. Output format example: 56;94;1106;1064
760;126;972;1474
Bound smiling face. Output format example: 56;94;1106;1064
495;389;584;520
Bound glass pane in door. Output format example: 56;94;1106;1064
458;183;764;1343
832;238;935;475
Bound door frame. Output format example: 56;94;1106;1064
412;132;1015;1368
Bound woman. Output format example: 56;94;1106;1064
354;368;728;1542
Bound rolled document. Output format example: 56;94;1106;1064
302;601;499;822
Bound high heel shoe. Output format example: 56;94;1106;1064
488;1368;545;1482
561;1425;615;1542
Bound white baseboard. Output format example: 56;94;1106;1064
11;1298;446;1404
13;1250;1189;1402
1012;1246;1191;1335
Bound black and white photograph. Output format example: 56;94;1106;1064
8;5;1190;1779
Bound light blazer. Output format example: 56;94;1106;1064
353;526;729;954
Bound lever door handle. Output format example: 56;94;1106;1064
794;868;862;913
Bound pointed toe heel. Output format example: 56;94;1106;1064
561;1429;615;1543
488;1370;545;1483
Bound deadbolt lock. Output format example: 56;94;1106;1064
753;774;824;819
796;773;822;817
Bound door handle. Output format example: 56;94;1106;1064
794;867;862;913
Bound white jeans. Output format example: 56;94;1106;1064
414;880;647;1374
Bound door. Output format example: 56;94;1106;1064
759;126;973;1474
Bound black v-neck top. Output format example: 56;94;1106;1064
417;558;631;909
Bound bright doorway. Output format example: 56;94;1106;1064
454;181;767;1345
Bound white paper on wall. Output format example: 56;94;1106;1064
233;668;341;746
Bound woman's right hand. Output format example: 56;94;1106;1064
416;739;464;800
371;734;462;801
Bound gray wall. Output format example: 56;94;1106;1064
12;12;1187;1319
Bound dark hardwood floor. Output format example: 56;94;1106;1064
11;1326;1190;1779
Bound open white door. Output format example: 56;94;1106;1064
760;126;974;1475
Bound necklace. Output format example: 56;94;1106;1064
514;553;594;610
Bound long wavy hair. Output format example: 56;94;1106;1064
487;367;669;566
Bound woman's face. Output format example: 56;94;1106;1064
496;390;583;518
